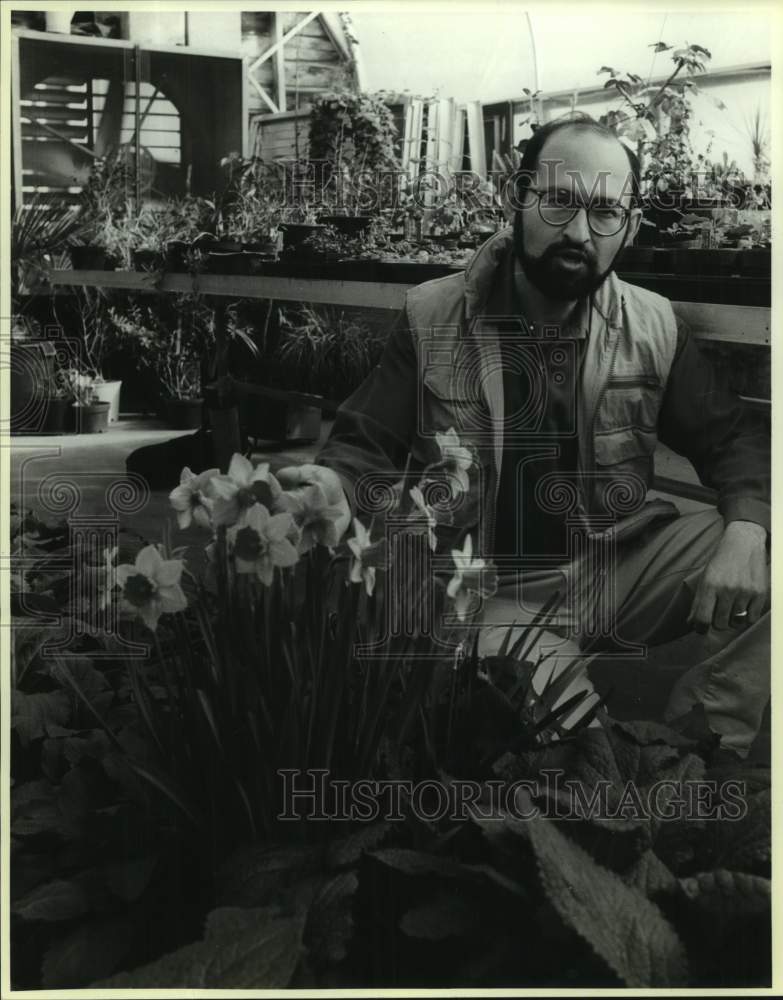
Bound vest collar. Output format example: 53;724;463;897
463;225;625;330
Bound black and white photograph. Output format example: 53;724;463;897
2;1;777;993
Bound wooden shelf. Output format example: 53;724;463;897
48;267;772;344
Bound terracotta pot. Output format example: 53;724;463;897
43;397;72;433
74;401;110;434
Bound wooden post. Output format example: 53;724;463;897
273;12;286;113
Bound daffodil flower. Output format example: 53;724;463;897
347;518;381;597
278;481;345;554
408;486;439;552
226;503;299;585
435;427;473;494
169;466;219;530
115;545;187;632
99;544;118;610
447;533;498;621
209;454;284;527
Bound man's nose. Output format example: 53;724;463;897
561;206;591;243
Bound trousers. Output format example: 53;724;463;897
477;508;770;755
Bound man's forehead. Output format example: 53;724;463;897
534;131;633;197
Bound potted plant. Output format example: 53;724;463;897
65;369;111;433
71;285;125;421
70;150;137;269
42;367;75;434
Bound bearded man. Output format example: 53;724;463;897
278;114;770;755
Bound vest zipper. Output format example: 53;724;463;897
580;330;622;515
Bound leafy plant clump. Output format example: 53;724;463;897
274;305;390;402
10;423;770;989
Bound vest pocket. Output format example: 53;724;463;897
594;426;657;465
596;376;663;441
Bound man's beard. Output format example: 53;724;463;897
512;212;621;301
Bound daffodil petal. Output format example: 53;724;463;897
136;545;163;577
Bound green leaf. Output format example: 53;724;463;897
103;855;158;902
622;850;680;899
680;869;770;918
12;878;90;922
370;848;525;899
217;843;326;908
400;892;484;940
305;871;358;966
520;798;688;986
12;689;71;746
326;821;392;870
42;915;134;988
714;788;770;871
94;906;305;988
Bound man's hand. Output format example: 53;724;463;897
275;463;352;542
688;520;769;632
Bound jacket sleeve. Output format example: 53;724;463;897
315;307;418;512
657;320;771;533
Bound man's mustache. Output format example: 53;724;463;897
542;243;593;264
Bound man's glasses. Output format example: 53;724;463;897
522;187;634;237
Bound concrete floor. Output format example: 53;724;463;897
11;415;331;543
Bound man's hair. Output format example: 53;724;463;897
513;112;641;206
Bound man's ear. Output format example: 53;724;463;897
624;208;643;247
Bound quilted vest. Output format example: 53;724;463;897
404;228;679;553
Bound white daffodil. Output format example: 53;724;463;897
169;466;219;530
278;481;345;554
408;486;438;552
226;502;299;586
115;544;187;632
435;427;473;494
99;544;119;610
347;518;378;597
209;454;284;527
447;534;497;621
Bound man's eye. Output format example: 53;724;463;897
545;192;574;208
592;205;623;218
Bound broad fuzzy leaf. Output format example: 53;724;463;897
713;789;770;872
95;906;305;988
305;871;358;965
42;915;134;988
326;821;392;870
217;843;325;908
622;850;679;899
370;848;525;899
679;869;770;917
400;892;484;940
12;878;89;922
12;689;71;746
521;798;687;986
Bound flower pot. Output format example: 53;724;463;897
45;10;73;32
74;401;110;434
92;379;122;422
69;245;113;270
164;397;204;430
280;223;327;252
243;240;279;258
132;249;165;271
43;397;72;433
